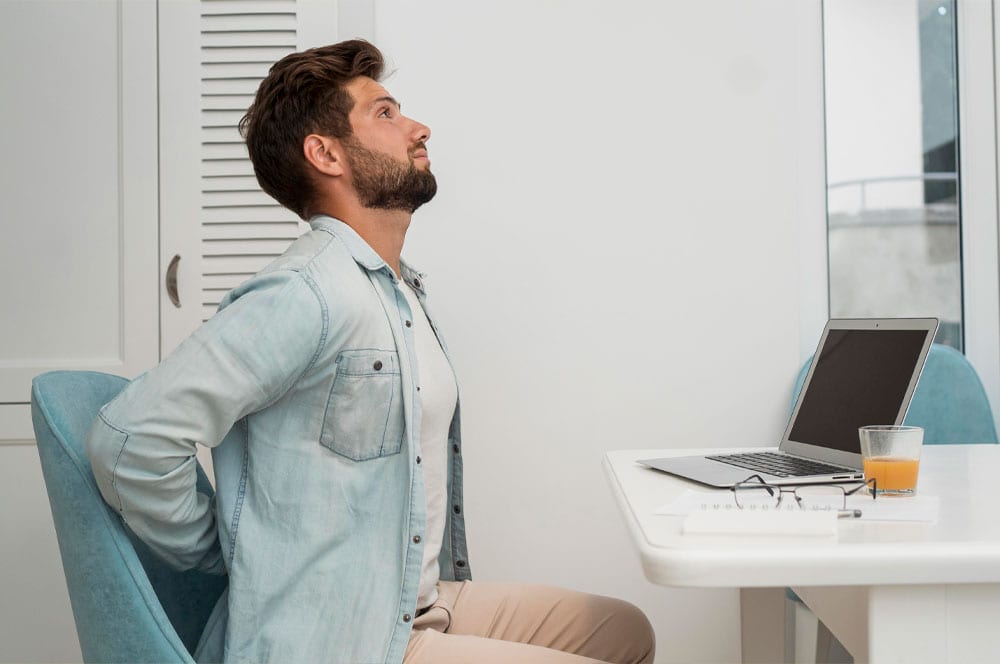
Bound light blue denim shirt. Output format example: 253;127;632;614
86;215;471;663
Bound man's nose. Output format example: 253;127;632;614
409;117;431;143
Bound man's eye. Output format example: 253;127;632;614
378;108;393;118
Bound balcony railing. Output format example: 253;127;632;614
828;173;957;228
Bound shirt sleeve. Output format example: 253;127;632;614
86;268;326;573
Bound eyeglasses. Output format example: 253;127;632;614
730;474;877;519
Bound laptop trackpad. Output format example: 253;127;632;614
639;455;753;488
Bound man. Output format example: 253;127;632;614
87;40;654;664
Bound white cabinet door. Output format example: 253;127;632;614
159;0;338;356
0;0;159;439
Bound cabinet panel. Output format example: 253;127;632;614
0;0;159;435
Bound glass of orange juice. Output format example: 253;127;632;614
858;425;923;496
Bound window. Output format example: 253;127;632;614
824;0;961;349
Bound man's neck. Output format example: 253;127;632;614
317;201;411;277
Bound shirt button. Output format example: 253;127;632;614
405;320;412;327
416;456;422;464
373;360;383;371
413;535;422;543
453;505;462;515
456;560;467;568
403;613;412;623
413;279;421;288
452;444;460;454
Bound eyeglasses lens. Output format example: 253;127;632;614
794;486;846;511
733;484;780;510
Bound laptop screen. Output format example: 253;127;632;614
788;329;930;454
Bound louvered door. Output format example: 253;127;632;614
159;0;338;355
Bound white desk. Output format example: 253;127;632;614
604;446;1000;663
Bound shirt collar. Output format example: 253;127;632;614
309;215;427;293
400;261;427;295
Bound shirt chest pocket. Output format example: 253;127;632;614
320;349;405;461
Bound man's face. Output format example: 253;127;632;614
341;77;437;213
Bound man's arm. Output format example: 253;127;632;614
87;268;326;573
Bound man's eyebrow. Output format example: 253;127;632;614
370;95;401;111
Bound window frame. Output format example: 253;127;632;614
955;0;1000;429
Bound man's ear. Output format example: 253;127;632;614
303;134;345;177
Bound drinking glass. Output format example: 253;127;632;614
858;425;923;496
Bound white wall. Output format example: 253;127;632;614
374;1;825;661
0;444;81;662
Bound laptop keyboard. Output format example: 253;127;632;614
705;451;856;478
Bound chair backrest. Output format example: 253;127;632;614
790;343;999;444
31;371;227;663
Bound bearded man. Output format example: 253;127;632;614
86;40;654;664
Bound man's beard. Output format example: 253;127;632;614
342;137;437;213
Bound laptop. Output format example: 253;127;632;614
640;318;939;487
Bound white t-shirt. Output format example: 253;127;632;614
399;282;457;610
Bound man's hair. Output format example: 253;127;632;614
239;40;385;219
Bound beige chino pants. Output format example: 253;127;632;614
404;581;655;664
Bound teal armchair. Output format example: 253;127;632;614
31;371;227;663
786;343;997;661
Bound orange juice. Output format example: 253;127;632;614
862;456;920;494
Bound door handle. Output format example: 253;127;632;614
166;254;181;308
